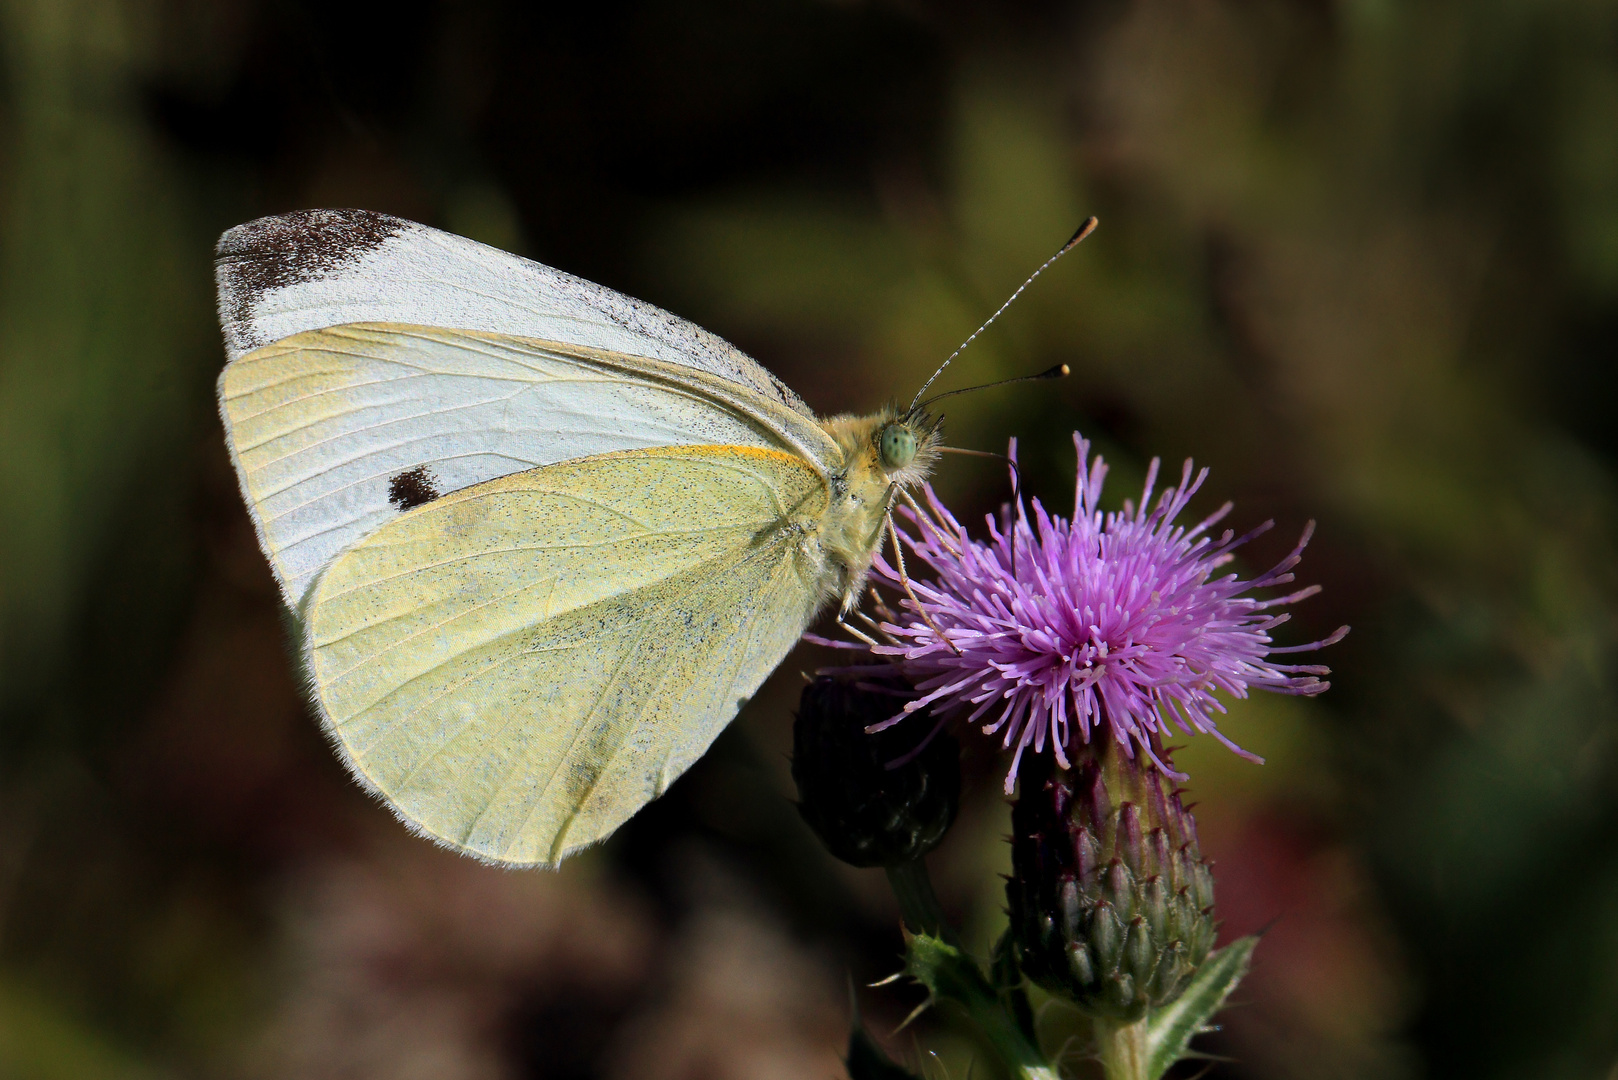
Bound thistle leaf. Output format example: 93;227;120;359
1144;936;1258;1077
903;934;1058;1079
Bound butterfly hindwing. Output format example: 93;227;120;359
302;444;831;865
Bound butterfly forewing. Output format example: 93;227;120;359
219;322;837;607
215;209;814;417
303;445;830;865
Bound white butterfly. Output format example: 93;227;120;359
216;209;940;866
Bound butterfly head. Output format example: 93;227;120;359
819;408;940;501
815;407;942;607
875;408;941;490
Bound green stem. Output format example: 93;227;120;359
966;1002;1059;1080
886;862;1056;1080
1095;1018;1149;1080
884;859;954;942
903;934;1058;1080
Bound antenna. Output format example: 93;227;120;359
909;362;1070;416
907;216;1098;413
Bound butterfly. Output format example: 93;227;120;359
214;209;947;867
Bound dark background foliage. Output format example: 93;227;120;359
1;1;1615;1077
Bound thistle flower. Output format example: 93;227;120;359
1007;736;1215;1019
832;433;1346;792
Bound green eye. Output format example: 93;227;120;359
879;423;918;470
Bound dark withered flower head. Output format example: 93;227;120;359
791;674;961;869
829;433;1347;792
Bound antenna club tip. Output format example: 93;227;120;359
1063;216;1100;251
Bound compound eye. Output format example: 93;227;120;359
879;423;918;470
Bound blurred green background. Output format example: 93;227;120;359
2;1;1616;1077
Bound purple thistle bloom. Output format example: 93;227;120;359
827;433;1347;793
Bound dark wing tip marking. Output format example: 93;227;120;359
215;208;404;278
215;209;407;354
388;465;441;511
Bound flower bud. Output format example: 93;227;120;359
792;674;961;868
1007;736;1215;1020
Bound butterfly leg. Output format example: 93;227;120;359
895;487;961;557
833;610;880;647
884;510;962;656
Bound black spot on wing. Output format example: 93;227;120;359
214;209;404;353
388;465;440;511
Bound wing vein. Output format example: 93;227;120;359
536;539;792;859
310;521;755;648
